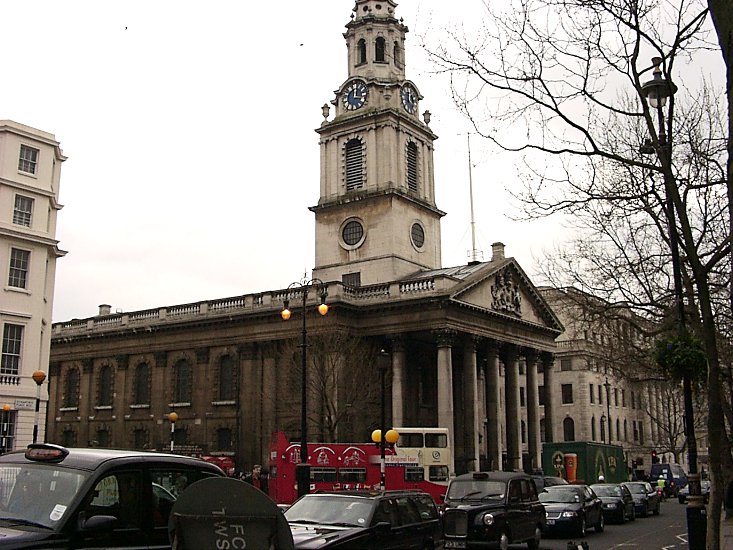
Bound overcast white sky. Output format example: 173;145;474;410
2;1;573;322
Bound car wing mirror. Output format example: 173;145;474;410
373;521;391;534
79;514;117;533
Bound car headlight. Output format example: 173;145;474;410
561;511;578;518
482;513;495;526
605;503;617;509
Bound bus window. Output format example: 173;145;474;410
338;468;367;483
397;433;424;447
311;467;337;482
429;465;449;482
425;433;448;448
405;466;424;482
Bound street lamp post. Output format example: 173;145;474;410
641;56;704;550
281;276;329;498
1;404;10;453
377;349;390;490
600;414;606;444
32;370;46;444
168;412;178;452
604;377;611;444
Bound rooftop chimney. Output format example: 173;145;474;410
98;304;112;316
491;242;505;262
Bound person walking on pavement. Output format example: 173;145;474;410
244;464;269;494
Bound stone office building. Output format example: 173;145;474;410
48;0;565;474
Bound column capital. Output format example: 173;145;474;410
434;329;457;348
499;343;519;364
388;336;406;353
540;351;555;369
522;348;539;365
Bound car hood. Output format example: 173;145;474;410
0;523;55;549
540;502;582;513
630;494;649;501
289;523;363;549
598;496;623;505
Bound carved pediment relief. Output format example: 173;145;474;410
450;263;562;331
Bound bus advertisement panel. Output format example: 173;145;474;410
268;427;451;505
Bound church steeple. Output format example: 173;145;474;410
311;0;444;287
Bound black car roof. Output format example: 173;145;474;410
451;471;531;482
307;489;431;499
545;484;585;491
0;446;224;473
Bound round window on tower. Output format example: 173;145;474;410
340;218;366;250
410;222;425;250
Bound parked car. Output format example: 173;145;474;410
284;490;442;549
531;475;569;492
649;463;688;497
590;483;635;523
539;484;604;537
442;471;545;549
621;481;661;516
678;480;711;504
0;442;224;549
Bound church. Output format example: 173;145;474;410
49;0;565;475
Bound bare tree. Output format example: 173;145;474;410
277;331;383;443
423;0;730;544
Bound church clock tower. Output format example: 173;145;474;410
311;0;444;286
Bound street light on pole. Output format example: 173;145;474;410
641;56;704;550
281;275;329;499
168;412;178;452
32;370;46;444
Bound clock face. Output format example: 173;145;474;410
401;85;417;114
343;81;367;110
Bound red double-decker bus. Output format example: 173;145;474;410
268;427;451;505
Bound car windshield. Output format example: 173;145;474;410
592;485;621;497
625;483;648;494
446;480;506;500
285;495;373;527
539;488;581;504
0;464;89;529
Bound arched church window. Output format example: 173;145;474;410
64;368;80;408
98;364;114;406
375;36;386;62
345;139;363;190
173;359;192;403
406;141;418;192
134;362;150;405
563;417;575;441
218;355;237;402
357;39;367;64
393;41;401;67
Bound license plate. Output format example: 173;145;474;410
546;519;555;525
445;541;466;549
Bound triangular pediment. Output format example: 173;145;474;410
449;260;563;333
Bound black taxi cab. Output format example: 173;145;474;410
442;471;544;549
0;443;224;549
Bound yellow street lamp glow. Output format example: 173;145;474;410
318;303;329;316
32;370;47;385
385;429;400;445
2;404;10;413
168;412;178;423
371;429;382;444
281;308;292;321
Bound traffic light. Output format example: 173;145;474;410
651;450;659;464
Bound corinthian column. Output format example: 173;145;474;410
435;329;456;475
502;344;521;471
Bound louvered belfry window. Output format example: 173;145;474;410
407;141;418;192
345;139;363;191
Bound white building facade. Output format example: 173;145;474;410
0;120;66;449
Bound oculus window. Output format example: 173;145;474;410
341;219;365;249
410;222;425;249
